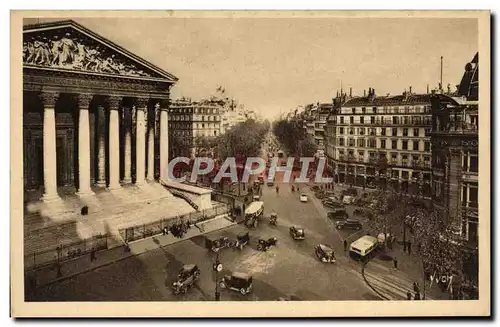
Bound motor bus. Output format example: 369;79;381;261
349;235;379;261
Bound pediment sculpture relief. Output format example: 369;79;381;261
23;31;153;78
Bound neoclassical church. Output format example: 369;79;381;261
22;20;221;269
23;20;174;200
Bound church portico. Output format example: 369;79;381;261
23;20;178;202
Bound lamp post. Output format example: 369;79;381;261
213;250;223;301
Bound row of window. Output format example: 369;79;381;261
171;107;219;114
339;106;431;115
336;138;431;152
169;123;220;129
337;149;431;165
333;115;432;125
170;115;220;122
170;130;218;137
332;127;431;137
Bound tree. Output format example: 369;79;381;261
272;118;305;155
298;136;318;157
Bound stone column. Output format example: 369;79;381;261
76;94;94;196
135;98;147;186
146;104;156;182
96;105;107;187
159;100;169;181
40;92;60;202
122;106;132;184
108;96;121;190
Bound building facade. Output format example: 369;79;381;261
325;88;433;196
430;53;479;244
169;99;221;158
23;20;176;201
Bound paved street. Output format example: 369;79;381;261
31;174;381;302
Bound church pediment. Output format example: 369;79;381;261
23;20;178;82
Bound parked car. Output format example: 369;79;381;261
323;198;344;209
289;226;305;240
342;195;355;205
327;208;349;221
300;193;308;202
171;264;201;295
219;272;253;295
314;244;336;263
336;219;363;231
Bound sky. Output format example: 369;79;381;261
28;17;478;120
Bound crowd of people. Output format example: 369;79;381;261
162;220;193;238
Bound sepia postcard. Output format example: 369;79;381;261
10;10;491;318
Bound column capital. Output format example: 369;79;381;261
76;94;94;109
156;99;170;111
135;97;149;110
107;96;122;110
39;91;59;107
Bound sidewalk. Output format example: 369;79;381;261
363;245;451;301
25;214;235;290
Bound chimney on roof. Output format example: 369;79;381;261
426;84;429;94
368;88;376;102
409;86;412;94
364;89;366;97
349;87;352;97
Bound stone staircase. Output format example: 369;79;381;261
24;182;196;266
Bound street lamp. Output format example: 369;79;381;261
213;250;223;301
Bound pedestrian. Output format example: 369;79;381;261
276;185;279;194
414;291;421;300
407;240;412;255
403;240;407;253
413;281;420;293
393;257;398;269
406;291;412;300
343;240;348;252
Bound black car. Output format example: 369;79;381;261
336;219;362;231
257;237;278;251
171;264;201;294
322;199;345;209
327;209;348;221
219;272;253;295
314;244;336;263
289;226;305;240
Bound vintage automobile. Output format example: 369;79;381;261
322;198;345;209
253;194;260;201
336;219;363;231
232;231;250;250
300;193;308;202
314;244;336;263
257;237;278;251
269;212;278;226
258;176;265;184
171;264;201;295
328;208;349;221
219;272;253;295
289;226;305;240
205;236;231;252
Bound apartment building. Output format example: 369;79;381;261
169;99;221;158
325;88;433;195
430;52;479;244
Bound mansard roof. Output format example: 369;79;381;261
342;93;432;107
23;20;178;83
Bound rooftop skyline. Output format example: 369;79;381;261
25;17;478;119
